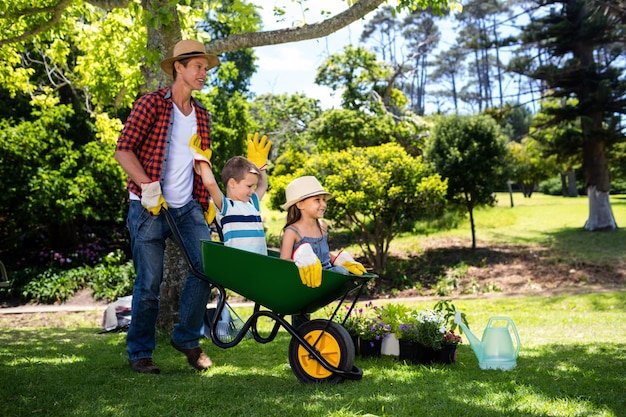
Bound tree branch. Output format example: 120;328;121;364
84;0;130;9
204;0;386;54
0;0;73;46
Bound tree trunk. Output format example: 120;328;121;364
566;171;578;197
157;239;188;330
469;206;476;250
584;186;617;231
580;128;615;230
507;180;514;207
141;0;185;330
571;0;616;231
465;192;476;249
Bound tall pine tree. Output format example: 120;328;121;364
510;0;626;230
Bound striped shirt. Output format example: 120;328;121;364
216;192;267;255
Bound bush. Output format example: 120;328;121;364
537;176;563;195
88;262;134;302
611;179;626;194
22;268;87;304
17;250;133;304
270;143;447;273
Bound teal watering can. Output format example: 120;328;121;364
454;312;521;370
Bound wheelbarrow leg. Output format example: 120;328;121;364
291;313;310;330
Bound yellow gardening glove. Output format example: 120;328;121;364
204;201;216;225
246;132;272;170
293;243;322;288
140;181;168;216
189;133;212;166
332;250;366;275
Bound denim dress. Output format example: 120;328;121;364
285;224;349;274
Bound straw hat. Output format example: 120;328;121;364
160;40;220;75
282;176;332;210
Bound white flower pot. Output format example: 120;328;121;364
381;333;400;356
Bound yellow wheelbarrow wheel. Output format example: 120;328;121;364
288;319;355;383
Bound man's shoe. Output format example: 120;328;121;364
170;339;213;371
128;358;160;374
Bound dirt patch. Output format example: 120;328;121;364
0;288;108;329
373;240;625;299
0;310;104;329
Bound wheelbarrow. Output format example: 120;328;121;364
163;209;376;383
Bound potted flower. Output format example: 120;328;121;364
395;312;421;363
443;329;462;345
379;303;411;356
413;309;447;350
396;309;449;364
330;301;389;356
437;329;462;363
357;316;391;357
433;300;468;364
434;300;469;363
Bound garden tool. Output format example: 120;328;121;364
454;312;521;370
204;301;252;344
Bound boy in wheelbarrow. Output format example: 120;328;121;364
191;132;271;256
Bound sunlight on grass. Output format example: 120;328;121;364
389;193;626;266
7;354;84;366
1;292;624;417
2;193;625;417
462;194;595;242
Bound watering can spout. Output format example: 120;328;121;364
454;311;483;362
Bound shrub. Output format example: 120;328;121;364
22;268;87;304
18;249;133;304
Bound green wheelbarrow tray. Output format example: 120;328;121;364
201;240;375;316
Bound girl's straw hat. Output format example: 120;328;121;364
160;40;220;75
282;176;332;210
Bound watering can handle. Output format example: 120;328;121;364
487;316;521;356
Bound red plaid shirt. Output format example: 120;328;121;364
116;87;211;210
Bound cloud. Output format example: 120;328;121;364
254;45;313;72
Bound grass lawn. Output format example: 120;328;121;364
1;292;625;417
264;192;626;260
396;192;626;258
1;192;625;416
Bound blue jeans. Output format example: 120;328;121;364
126;199;212;360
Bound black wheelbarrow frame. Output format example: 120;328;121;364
162;208;375;383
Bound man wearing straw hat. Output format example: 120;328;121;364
115;40;219;374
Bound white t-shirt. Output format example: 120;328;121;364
162;105;196;208
130;104;196;208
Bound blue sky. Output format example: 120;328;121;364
246;2;534;115
248;2;366;109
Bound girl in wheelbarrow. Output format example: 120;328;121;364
280;175;367;282
280;176;367;326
